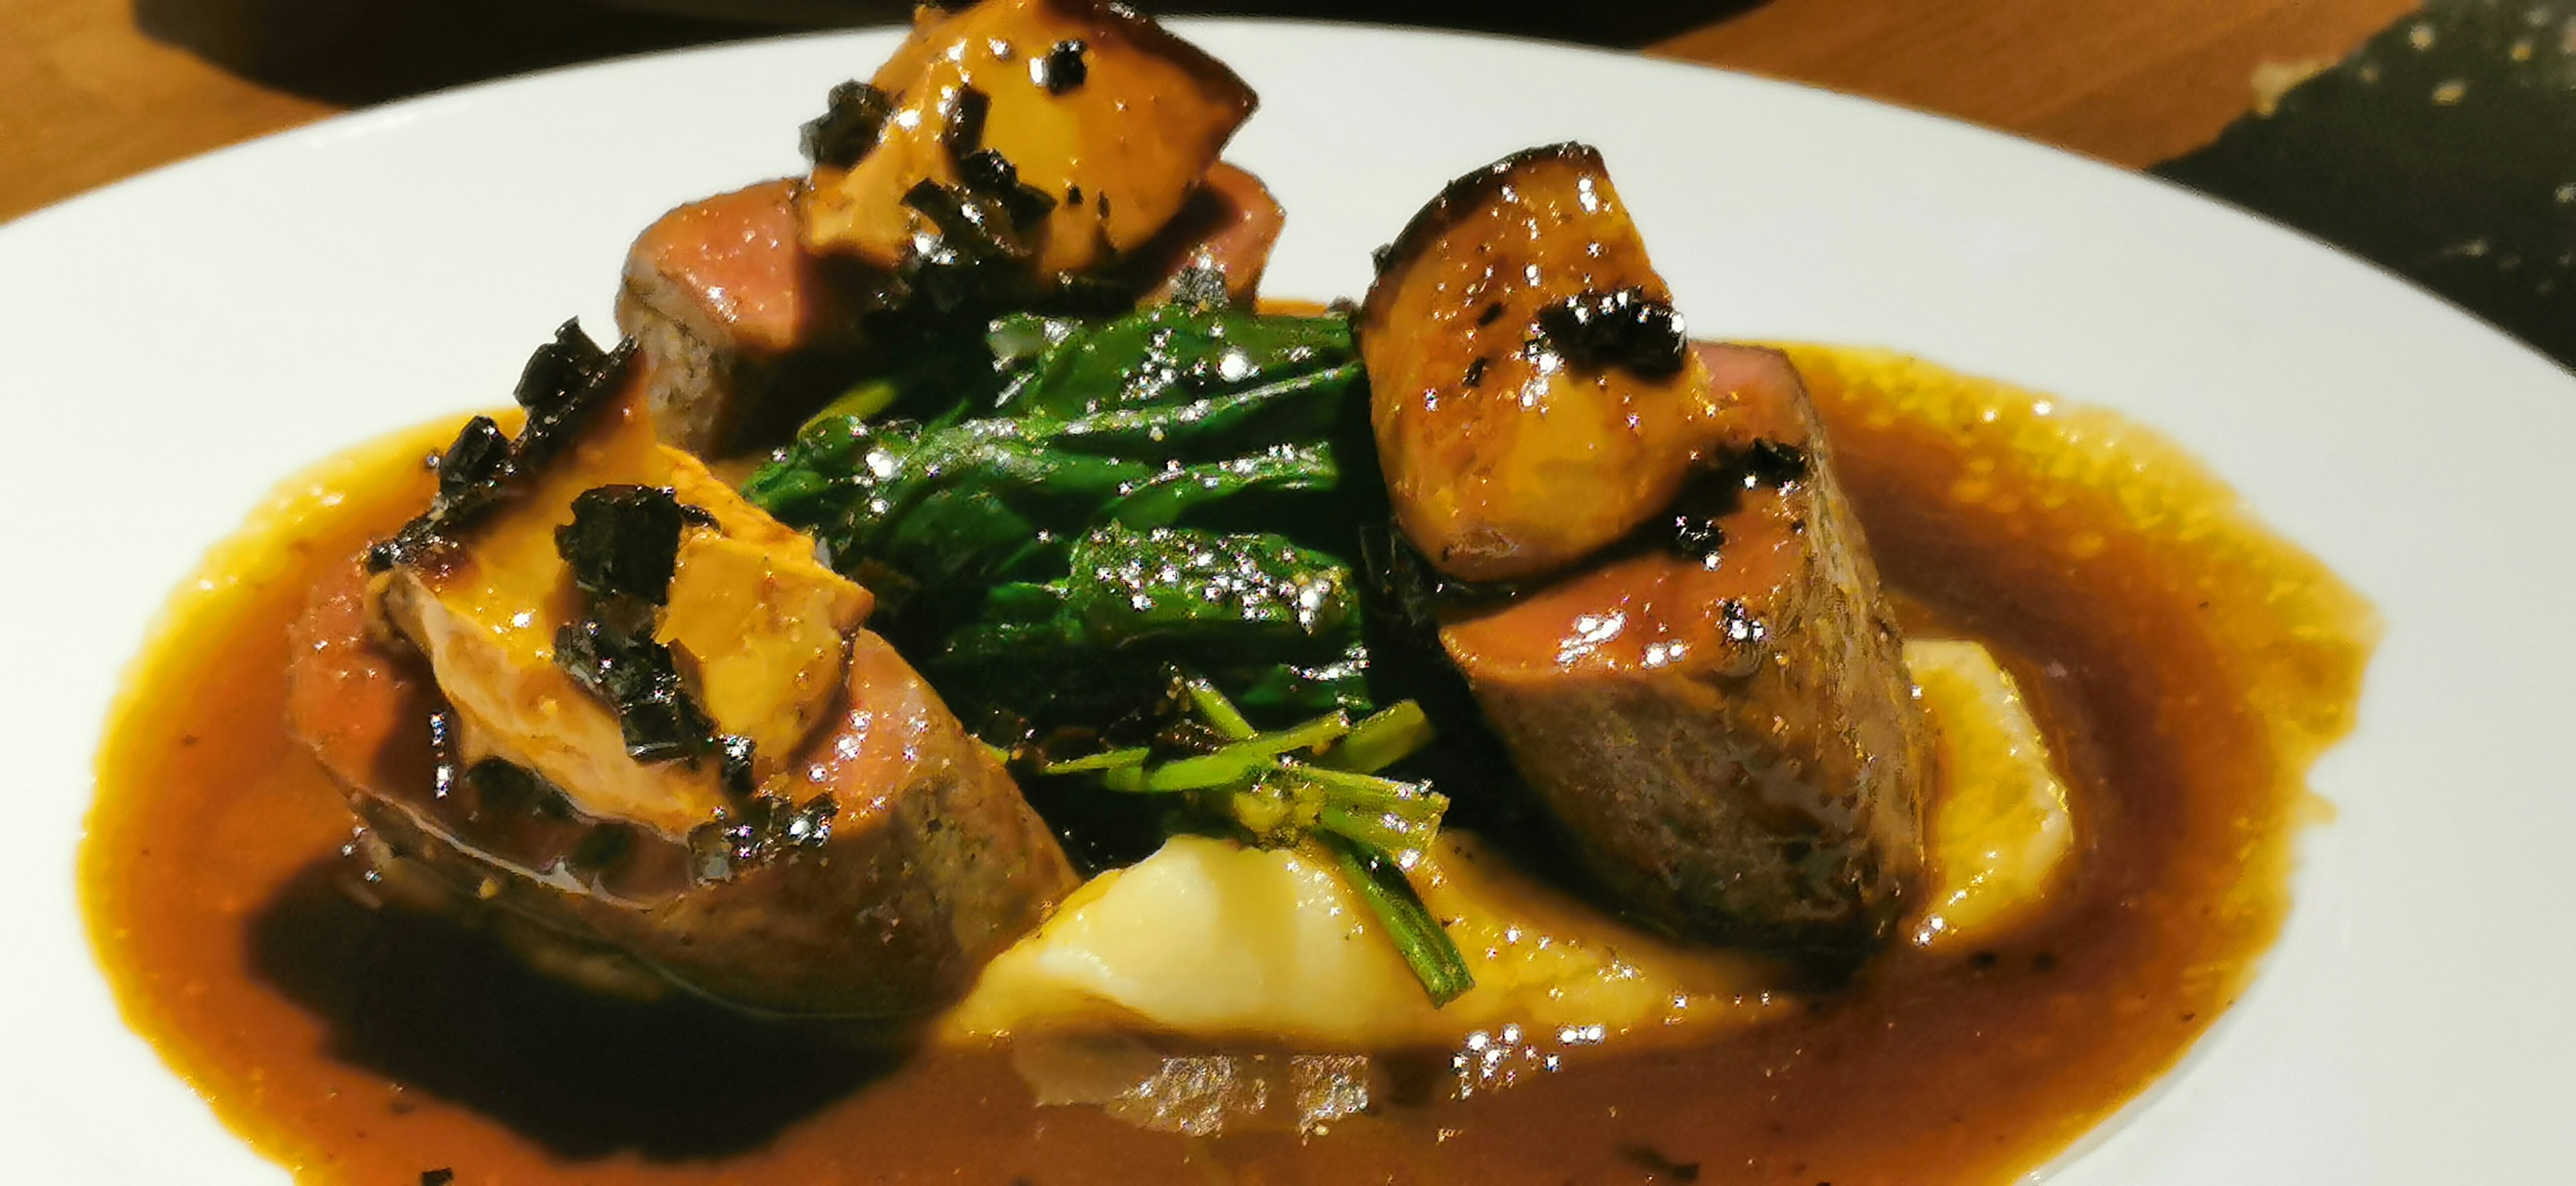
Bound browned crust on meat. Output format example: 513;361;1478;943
290;557;1078;1020
1441;345;1928;957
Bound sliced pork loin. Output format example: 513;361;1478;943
288;329;1077;1019
1360;145;1928;958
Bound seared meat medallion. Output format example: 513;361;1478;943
1361;146;1929;957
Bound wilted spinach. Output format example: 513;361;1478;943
743;298;1374;743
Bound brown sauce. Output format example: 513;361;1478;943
81;344;2375;1185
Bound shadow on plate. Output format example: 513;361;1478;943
248;858;900;1161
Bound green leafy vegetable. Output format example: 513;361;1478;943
1040;676;1471;1004
1322;832;1476;1007
744;298;1373;742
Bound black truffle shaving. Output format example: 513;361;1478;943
904;178;1030;262
800;80;896;170
1662;440;1807;567
1741;439;1809;488
1534;286;1688;377
685;793;838;882
513;320;635;472
365;417;511;572
556;485;702;606
1035;38;1088;94
955;147;1059;231
894;179;1039;315
553;620;717;765
943;85;990;155
366;320;633;572
435;416;511;503
1166;263;1233;313
718;734;757;798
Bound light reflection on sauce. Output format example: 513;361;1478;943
80;343;2373;1185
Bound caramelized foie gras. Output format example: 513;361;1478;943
1358;144;1739;584
1362;147;1928;956
798;0;1256;281
290;327;1077;1018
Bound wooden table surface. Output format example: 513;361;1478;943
1;0;2420;225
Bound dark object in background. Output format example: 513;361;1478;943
136;0;1756;108
2157;0;2576;369
133;0;792;105
1161;0;1757;47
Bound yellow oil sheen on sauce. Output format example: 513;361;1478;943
82;343;2375;1185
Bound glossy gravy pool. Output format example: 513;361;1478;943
83;344;2374;1185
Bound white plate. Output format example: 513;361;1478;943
3;21;2571;1185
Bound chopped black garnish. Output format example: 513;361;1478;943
944;85;990;154
369;322;633;571
555;485;698;606
800;79;896;170
718;734;757;798
1461;356;1489;388
1036;38;1088;94
421;1171;455;1186
1664;465;1742;567
685;792;839;882
904;178;1031;262
366;417;515;571
1654;441;1807;566
1533;286;1686;376
554;621;716;765
435;416;511;502
1476;301;1505;326
1670;508;1724;563
957;146;1019;195
1065;183;1083;207
1166;263;1232;313
956;147;1060;230
1741;439;1808;487
514;320;631;470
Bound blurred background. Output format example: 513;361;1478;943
4;0;2571;365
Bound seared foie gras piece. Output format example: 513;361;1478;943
1440;344;1928;955
372;354;868;834
294;328;1079;1017
616;178;871;456
297;561;1078;1017
798;0;1256;281
1358;144;1739;584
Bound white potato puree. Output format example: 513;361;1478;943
947;637;2072;1047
